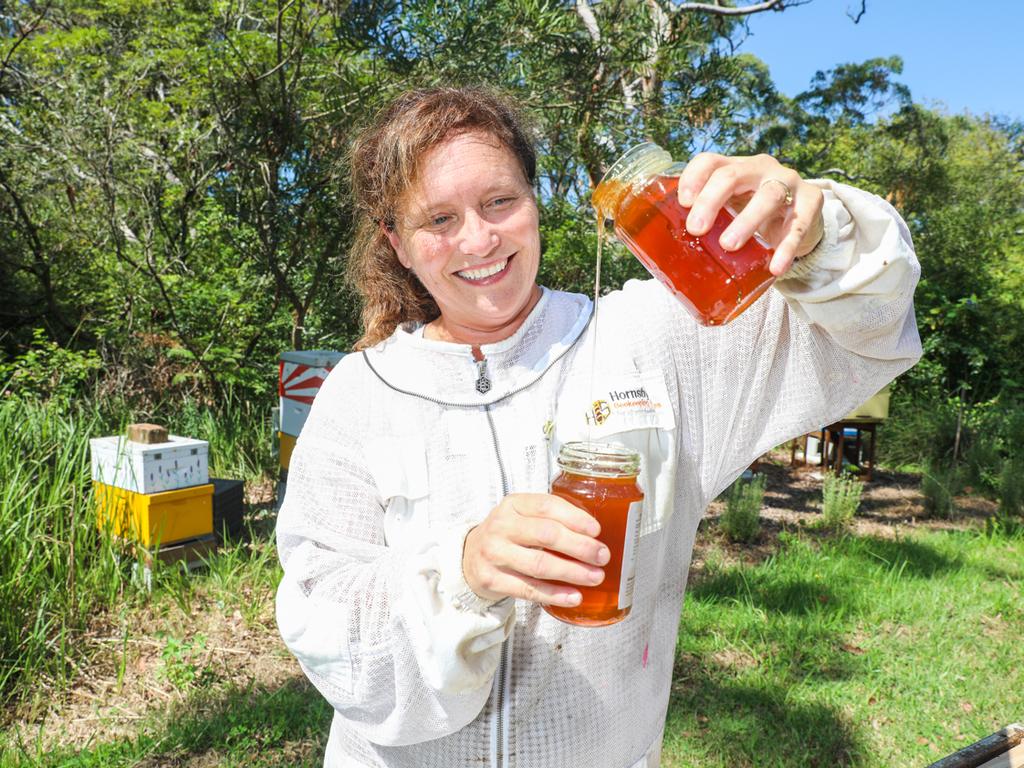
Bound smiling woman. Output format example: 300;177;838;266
274;86;923;768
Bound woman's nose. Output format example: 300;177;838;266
458;210;499;256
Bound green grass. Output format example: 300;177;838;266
664;528;1024;767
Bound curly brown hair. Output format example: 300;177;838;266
347;86;538;350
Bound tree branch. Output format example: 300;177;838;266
846;0;867;23
819;167;862;182
0;1;51;90
672;0;791;16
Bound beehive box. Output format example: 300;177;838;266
278;432;297;471
279;350;344;437
95;481;213;547
212;478;245;540
844;385;891;421
90;435;208;494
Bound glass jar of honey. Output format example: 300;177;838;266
592;142;775;325
544;442;644;627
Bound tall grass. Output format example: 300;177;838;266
0;391;276;711
921;460;958;519
0;400;126;709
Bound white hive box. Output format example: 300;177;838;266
279;350;344;437
90;435;209;495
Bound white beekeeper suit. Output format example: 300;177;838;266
275;180;922;768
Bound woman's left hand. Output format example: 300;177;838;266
677;153;825;277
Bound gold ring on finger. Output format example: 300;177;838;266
760;178;793;206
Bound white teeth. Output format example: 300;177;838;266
457;259;508;281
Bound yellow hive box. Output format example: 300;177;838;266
279;431;296;471
95;481;213;547
845;385;891;420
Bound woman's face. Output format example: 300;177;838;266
386;131;542;345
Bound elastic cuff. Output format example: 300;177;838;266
436;523;505;614
778;188;841;283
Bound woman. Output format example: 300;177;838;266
276;87;921;768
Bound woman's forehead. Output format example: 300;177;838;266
410;132;528;198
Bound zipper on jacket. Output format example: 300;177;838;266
471;344;492;394
485;403;511;768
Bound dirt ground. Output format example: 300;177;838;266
8;456;998;756
694;449;998;574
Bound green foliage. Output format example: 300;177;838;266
157;632;211;691
0;329;102;404
2;1;1021;414
820;471;863;531
719;474;765;543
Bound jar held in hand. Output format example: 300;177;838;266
544;442;644;627
592;142;776;326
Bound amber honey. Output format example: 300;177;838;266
544;442;644;627
593;144;775;325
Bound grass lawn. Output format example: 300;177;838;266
3;519;1021;767
663;526;1024;767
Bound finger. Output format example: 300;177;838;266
484;567;584;607
769;187;822;276
676;152;727;209
509;493;601;538
512;515;610;566
685;161;761;236
718;177;795;252
504;543;606;587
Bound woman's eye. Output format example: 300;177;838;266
489;196;514;208
427;214;451;228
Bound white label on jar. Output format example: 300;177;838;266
618;501;642;610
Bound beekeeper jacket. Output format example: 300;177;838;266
275;179;923;768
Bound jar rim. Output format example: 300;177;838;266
557;440;641;478
592;142;673;221
601;142;667;180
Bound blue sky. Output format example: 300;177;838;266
739;0;1021;121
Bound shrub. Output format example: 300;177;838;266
821;471;863;531
998;458;1024;517
921;460;959;519
0;328;101;405
720;474;765;543
963;436;1001;494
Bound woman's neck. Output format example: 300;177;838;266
424;285;543;346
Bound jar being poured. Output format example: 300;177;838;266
592;142;776;326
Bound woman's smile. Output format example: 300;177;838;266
455;254;514;284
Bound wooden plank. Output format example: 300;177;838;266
928;725;1024;768
976;743;1024;768
127;423;169;444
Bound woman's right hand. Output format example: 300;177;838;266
462;493;611;607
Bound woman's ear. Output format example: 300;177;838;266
381;222;411;270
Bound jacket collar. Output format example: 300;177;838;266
362;287;592;406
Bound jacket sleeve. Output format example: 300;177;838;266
641;178;922;505
274;386;514;747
